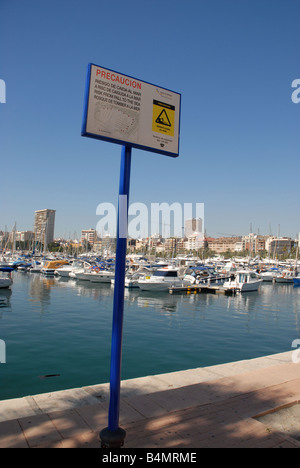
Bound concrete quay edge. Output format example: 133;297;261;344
0;351;294;424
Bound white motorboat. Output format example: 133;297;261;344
185;266;229;285
259;268;280;282
55;261;85;277
111;269;152;288
70;264;114;283
217;261;239;277
28;261;43;273
17;264;29;271
88;270;115;283
124;275;139;288
138;266;191;292
223;270;262;292
0;268;13;289
0;276;12;289
69;262;94;280
69;269;90;280
274;270;295;283
123;267;154;288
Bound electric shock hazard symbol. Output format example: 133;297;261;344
152;100;175;136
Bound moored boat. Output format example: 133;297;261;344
259;268;280;282
123;267;154;288
55;261;85;277
41;260;69;275
29;261;43;273
274;270;295;283
138;266;192;292
0;267;13;289
88;270;115;283
223;270;262;292
70;263;114;283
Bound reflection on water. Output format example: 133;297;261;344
28;274;114;306
29;275;52;307
136;292;179;315
1;271;300;400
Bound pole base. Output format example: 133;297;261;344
100;427;126;448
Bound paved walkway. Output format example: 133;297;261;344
1;351;300;448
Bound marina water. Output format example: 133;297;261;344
1;271;300;401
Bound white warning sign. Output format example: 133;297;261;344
82;64;181;157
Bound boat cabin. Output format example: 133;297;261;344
237;271;258;283
153;269;179;278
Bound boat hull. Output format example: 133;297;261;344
260;275;275;282
125;281;139;288
72;271;114;282
89;273;114;283
41;270;56;275
55;269;73;277
71;272;91;280
138;280;191;292
275;277;294;283
239;280;262;292
0;279;12;289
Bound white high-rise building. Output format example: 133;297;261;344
81;228;97;246
34;209;56;247
184;218;203;238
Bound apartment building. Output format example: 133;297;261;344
206;237;241;253
265;236;294;256
16;231;34;243
34;209;56;247
81;228;97;246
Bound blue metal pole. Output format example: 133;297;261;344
100;145;131;447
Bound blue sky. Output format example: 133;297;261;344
1;0;299;240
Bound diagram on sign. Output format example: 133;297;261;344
156;109;171;127
152;100;175;136
94;103;139;140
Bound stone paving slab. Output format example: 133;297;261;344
0;397;39;423
32;387;100;413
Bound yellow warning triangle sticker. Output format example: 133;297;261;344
155;109;172;127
